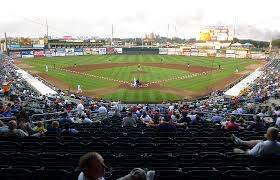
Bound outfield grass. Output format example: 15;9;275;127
22;55;259;102
87;65;191;82
101;89;182;102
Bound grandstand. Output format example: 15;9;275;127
0;51;280;180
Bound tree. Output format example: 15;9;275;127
272;39;280;48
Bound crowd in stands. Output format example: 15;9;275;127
0;54;280;179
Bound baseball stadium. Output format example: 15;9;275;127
1;2;280;179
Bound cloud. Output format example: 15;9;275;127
236;24;280;41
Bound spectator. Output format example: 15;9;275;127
211;111;223;124
47;121;61;133
98;104;107;114
157;118;176;133
140;112;152;124
79;114;93;124
17;118;34;135
60;123;78;136
223;116;240;130
122;112;137;127
232;127;280;156
78;152;106;180
77;101;84;116
0;120;8;134
247;116;266;131
4;120;28;137
33;121;47;134
147;115;161;127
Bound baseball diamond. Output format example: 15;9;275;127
15;54;264;103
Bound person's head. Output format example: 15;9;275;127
64;123;70;130
37;121;43;128
79;152;106;180
8;120;17;130
153;115;160;124
127;112;132;117
52;121;59;129
265;127;279;141
255;116;262;123
230;116;236;122
142;112;147;118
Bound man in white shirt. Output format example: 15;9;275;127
232;127;280;156
98;105;107;114
77;101;84;116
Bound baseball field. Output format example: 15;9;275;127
15;55;264;103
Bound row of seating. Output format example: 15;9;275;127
1;167;280;180
0;141;237;153
1;152;280;168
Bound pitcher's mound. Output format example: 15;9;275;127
119;82;160;89
130;70;149;74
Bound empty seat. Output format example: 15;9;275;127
1;168;33;180
154;170;183;180
0;141;20;152
223;170;259;180
185;170;222;180
33;169;70;180
9;153;38;166
259;170;280;180
177;154;199;167
200;153;226;167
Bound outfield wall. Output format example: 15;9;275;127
9;47;267;60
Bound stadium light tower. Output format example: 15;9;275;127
111;24;114;47
46;19;49;38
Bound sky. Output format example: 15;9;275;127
0;0;280;41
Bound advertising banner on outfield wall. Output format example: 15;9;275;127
83;48;92;55
34;50;45;57
9;44;21;49
21;51;34;58
45;49;53;57
51;49;56;57
98;48;106;55
198;52;208;57
226;49;235;54
184;52;191;56
65;48;75;56
9;52;22;59
236;51;248;55
251;53;266;60
216;53;226;58
190;52;198;56
190;48;198;52
159;48;168;55
167;48;180;55
236;54;247;59
226;54;236;58
106;47;118;54
33;44;45;48
114;48;123;54
74;48;84;56
56;48;66;57
92;48;99;55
